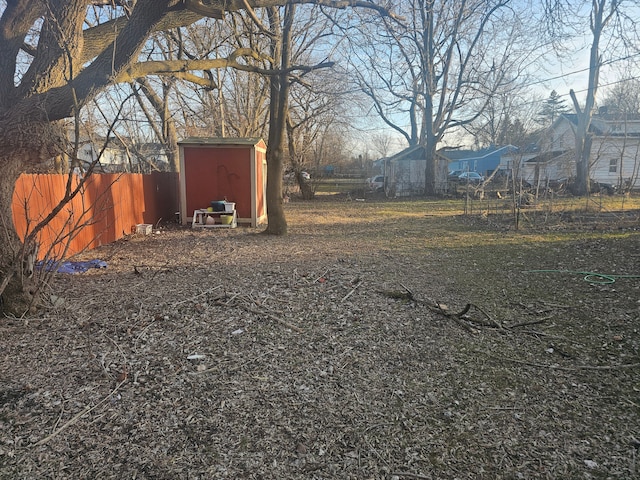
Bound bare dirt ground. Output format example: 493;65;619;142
1;197;640;479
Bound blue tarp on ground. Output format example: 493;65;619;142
36;259;107;274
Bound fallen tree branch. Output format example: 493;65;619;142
378;288;507;333
399;283;415;300
424;301;477;333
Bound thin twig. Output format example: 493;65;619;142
172;286;223;306
391;472;430;479
221;299;302;333
341;281;362;302
418;301;477;333
399;283;415;300
508;318;548;328
496;356;640;371
462;303;504;329
314;269;329;283
33;379;127;447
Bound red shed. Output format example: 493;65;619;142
178;137;267;227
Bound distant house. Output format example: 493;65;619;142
385;145;448;197
513;114;640;190
77;137;169;173
442;145;516;177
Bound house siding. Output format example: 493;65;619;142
531;114;640;189
387;158;426;197
590;137;640;187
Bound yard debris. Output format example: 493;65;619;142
379;286;504;332
186;354;206;360
36;259;107;274
2;203;639;479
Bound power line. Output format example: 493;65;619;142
523;51;640;98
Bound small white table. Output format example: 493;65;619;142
192;209;237;228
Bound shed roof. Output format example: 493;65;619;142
178;137;265;146
387;145;425;162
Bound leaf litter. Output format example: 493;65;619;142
1;199;639;479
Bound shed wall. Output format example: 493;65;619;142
179;139;267;227
182;146;252;219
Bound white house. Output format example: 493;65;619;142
511;114;640;190
385;145;448;196
76;137;169;173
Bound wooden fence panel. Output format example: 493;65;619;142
12;172;178;259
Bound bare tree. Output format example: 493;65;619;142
347;0;529;195
543;0;639;195
171;15;271;139
285;62;352;198
601;77;640;115
233;2;348;230
465;79;541;148
0;0;396;315
371;132;394;158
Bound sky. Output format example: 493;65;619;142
347;1;640;158
5;1;635;161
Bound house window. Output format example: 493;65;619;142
609;158;618;173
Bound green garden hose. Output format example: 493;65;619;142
525;269;640;285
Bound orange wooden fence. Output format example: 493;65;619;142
12;172;179;259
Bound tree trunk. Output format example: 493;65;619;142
286;114;314;200
263;5;295;236
299;177;314;200
0;154;38;316
263;68;289;235
264;145;288;235
424;147;438;196
570;89;594;196
568;0;612;196
422;5;437;196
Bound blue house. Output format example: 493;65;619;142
442;145;516;176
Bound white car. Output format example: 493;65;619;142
368;175;385;191
284;171;311;182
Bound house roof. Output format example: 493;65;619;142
440;145;516;162
178;137;265;146
558;114;640;136
386;145;425;162
524;150;571;163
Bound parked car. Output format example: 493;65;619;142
368;175;385;191
457;172;485;184
448;170;464;180
284;171;311;182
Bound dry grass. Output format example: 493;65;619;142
1;195;639;479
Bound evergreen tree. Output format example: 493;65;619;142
537;90;570;126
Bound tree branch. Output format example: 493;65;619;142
118;48;269;81
183;0;225;18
